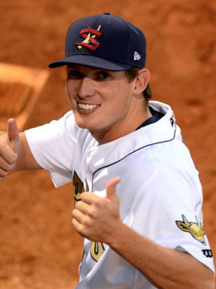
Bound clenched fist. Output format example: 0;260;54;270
0;119;20;179
72;177;122;244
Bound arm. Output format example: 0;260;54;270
72;178;215;289
0;118;42;179
110;223;215;289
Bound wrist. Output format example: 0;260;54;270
107;221;129;250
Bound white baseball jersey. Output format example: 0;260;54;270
25;101;215;289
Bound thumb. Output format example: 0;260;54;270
7;118;19;143
106;177;121;201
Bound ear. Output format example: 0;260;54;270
65;66;70;96
133;68;150;95
65;80;70;98
176;221;190;232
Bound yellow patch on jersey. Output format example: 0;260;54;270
85;180;89;192
73;171;84;201
176;215;206;244
72;172;105;262
90;241;105;262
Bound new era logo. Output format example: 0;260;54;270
134;51;141;61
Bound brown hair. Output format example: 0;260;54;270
125;67;152;102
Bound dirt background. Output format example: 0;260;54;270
0;0;216;288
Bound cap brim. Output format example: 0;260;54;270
48;55;131;71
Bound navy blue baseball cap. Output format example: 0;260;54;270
49;13;146;71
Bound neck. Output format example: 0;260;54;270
91;105;152;145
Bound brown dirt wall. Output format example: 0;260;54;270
0;0;216;288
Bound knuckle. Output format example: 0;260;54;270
0;160;13;173
7;152;17;164
83;217;92;227
75;201;83;210
79;226;88;236
10;153;17;163
94;199;106;211
72;208;79;218
80;192;90;201
0;144;16;164
94;198;102;207
72;209;76;217
88;208;97;218
0;169;9;177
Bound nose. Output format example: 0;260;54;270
77;77;95;99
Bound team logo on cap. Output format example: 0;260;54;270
76;25;102;50
176;215;206;244
134;51;141;61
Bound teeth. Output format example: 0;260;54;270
78;103;98;110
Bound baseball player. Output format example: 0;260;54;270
0;13;215;289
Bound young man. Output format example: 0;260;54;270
0;13;215;289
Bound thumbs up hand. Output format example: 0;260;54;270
0;119;20;179
72;177;122;244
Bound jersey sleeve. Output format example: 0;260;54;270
25;111;78;187
127;165;215;274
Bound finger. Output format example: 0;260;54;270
0;157;15;171
75;200;90;215
72;208;92;227
72;218;81;231
7;119;19;144
81;192;99;204
72;218;86;236
106;177;121;201
0;167;10;178
0;144;17;164
72;208;85;224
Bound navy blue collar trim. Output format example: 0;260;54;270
136;107;164;130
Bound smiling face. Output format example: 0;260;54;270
65;65;150;144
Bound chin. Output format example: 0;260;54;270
73;115;87;128
76;122;88;129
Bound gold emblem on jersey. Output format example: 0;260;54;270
176;215;206;244
73;171;84;201
90;241;105;262
73;171;105;261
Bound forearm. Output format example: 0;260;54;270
72;183;215;289
108;224;215;289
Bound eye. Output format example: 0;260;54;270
95;71;110;81
67;70;83;80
